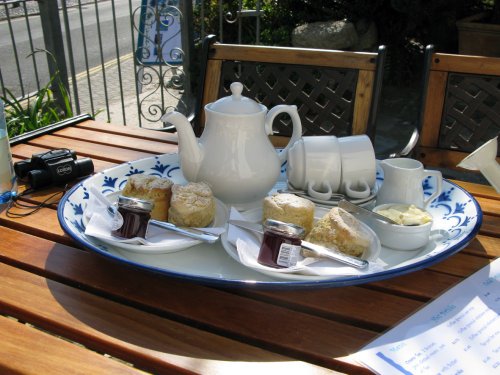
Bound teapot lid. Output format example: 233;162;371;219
208;82;263;114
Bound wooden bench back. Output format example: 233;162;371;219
193;35;386;144
417;45;500;171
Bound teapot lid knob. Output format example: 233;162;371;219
230;82;243;99
208;81;263;114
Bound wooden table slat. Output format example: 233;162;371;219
0;314;143;375
427;252;493;277
0;206;70;246
474;196;500;217
479;214;500;238
25;134;158;163
0;262;337;375
452;179;500;200
55;127;176;155
462;234;500;258
77;120;179;144
4;203;498;284
243;286;424;332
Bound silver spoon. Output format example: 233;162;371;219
389;127;419;158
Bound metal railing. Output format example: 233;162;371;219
0;0;263;129
0;0;46;99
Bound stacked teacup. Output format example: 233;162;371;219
286;135;376;200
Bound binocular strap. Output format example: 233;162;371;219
5;184;69;218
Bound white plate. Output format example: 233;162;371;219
58;153;482;289
83;191;229;254
220;206;381;281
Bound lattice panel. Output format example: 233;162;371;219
440;73;500;155
219;61;358;137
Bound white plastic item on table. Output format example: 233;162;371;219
457;136;500;194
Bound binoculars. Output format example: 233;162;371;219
14;149;94;189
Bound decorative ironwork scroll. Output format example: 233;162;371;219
133;0;189;127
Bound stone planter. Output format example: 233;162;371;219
291;19;378;51
457;12;500;57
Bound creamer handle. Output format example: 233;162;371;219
264;105;302;163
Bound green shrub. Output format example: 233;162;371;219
1;50;73;138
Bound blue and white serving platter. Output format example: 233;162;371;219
58;152;483;289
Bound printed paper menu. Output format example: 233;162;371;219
354;258;500;374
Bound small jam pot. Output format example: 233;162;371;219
257;219;305;268
111;195;154;239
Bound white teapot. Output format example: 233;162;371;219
162;82;302;205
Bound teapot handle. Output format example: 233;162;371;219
264;105;302;163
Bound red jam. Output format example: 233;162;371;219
257;219;305;268
111;195;153;239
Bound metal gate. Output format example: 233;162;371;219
0;0;263;129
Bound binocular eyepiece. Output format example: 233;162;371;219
14;149;94;189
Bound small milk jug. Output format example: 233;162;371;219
0;99;16;203
376;158;442;208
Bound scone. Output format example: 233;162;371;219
168;182;215;227
305;207;370;257
121;174;173;221
262;193;315;234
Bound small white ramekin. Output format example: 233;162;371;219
371;203;433;250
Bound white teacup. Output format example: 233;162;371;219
338;135;376;199
287;136;342;200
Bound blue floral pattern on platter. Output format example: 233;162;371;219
57;153;482;288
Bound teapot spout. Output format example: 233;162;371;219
161;111;203;181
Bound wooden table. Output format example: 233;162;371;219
1;118;499;374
